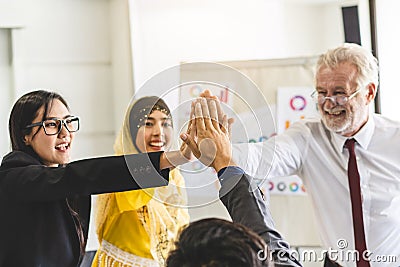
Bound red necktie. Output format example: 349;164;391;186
344;139;370;267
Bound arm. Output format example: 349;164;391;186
181;98;302;266
0;151;169;202
232;120;312;180
218;166;302;267
161;150;191;169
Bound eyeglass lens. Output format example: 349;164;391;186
314;89;361;106
317;95;347;105
43;117;79;135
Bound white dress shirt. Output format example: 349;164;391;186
233;113;400;267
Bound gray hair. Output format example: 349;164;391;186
316;43;379;89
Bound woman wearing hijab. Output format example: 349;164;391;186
94;97;189;267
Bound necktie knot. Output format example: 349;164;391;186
345;138;356;151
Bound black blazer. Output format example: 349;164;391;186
219;171;302;267
0;151;169;267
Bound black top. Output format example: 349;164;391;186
0;151;169;267
218;167;302;267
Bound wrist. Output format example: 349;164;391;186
213;158;237;173
162;150;191;169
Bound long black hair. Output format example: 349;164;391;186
8;90;86;256
9;90;69;154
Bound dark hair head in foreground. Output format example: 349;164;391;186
166;218;270;267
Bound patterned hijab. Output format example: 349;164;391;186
95;97;189;265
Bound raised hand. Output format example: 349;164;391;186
199;89;224;125
179;102;196;161
180;98;236;172
199;90;234;139
162;102;196;168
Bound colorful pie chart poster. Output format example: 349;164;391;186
265;175;307;195
276;86;319;134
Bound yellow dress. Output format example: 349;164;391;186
92;101;190;267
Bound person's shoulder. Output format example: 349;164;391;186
0;151;41;170
372;113;400;129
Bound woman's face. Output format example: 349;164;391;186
24;99;75;167
135;110;173;153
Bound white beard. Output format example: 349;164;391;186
320;100;369;136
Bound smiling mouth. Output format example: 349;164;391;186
149;141;165;148
325;110;345;116
55;143;70;151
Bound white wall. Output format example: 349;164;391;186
129;0;351;90
0;0;133;161
0;29;13;157
376;0;400;120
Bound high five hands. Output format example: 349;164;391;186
180;94;237;172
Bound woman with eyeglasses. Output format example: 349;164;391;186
0;90;190;267
93;97;189;267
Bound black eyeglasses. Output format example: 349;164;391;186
25;116;80;136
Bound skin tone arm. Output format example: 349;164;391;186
160;149;191;170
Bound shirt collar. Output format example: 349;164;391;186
331;114;375;152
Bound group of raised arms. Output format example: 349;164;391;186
1;43;400;267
